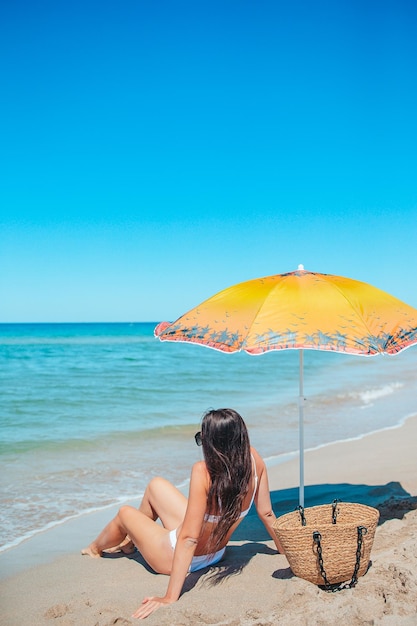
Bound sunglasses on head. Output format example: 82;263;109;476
194;431;202;446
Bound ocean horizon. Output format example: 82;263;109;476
1;322;417;553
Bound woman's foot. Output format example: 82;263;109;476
81;543;102;558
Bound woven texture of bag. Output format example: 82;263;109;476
273;502;379;585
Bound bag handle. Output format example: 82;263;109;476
296;505;307;526
313;525;368;591
331;499;341;524
297;499;341;527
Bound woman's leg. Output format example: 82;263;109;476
139;476;188;529
81;508;130;558
82;505;175;574
82;477;188;571
106;476;188;554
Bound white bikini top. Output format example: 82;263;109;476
204;455;258;524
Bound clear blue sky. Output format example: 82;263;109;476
1;0;417;322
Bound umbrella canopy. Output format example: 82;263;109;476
155;267;417;504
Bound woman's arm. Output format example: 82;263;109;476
132;462;208;619
252;449;284;553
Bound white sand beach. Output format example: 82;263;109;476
1;415;417;625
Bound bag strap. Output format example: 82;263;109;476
331;499;341;523
297;505;307;526
297;499;341;527
313;525;368;592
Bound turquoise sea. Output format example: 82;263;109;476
1;322;417;553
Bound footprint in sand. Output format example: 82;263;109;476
44;603;70;619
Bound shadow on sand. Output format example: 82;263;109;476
199;481;417;588
232;480;417;545
109;481;417;593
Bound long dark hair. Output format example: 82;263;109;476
201;408;252;552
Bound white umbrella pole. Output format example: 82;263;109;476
298;349;305;507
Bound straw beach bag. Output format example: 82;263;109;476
273;501;379;590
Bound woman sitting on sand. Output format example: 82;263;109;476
82;408;283;620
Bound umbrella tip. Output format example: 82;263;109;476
154;321;171;337
298;264;305;271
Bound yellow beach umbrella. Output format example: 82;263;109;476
155;266;417;505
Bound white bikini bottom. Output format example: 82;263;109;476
168;528;226;572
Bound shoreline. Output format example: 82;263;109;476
263;408;417;468
3;410;416;560
268;413;417;498
270;408;417;459
1;413;416;583
266;410;417;498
